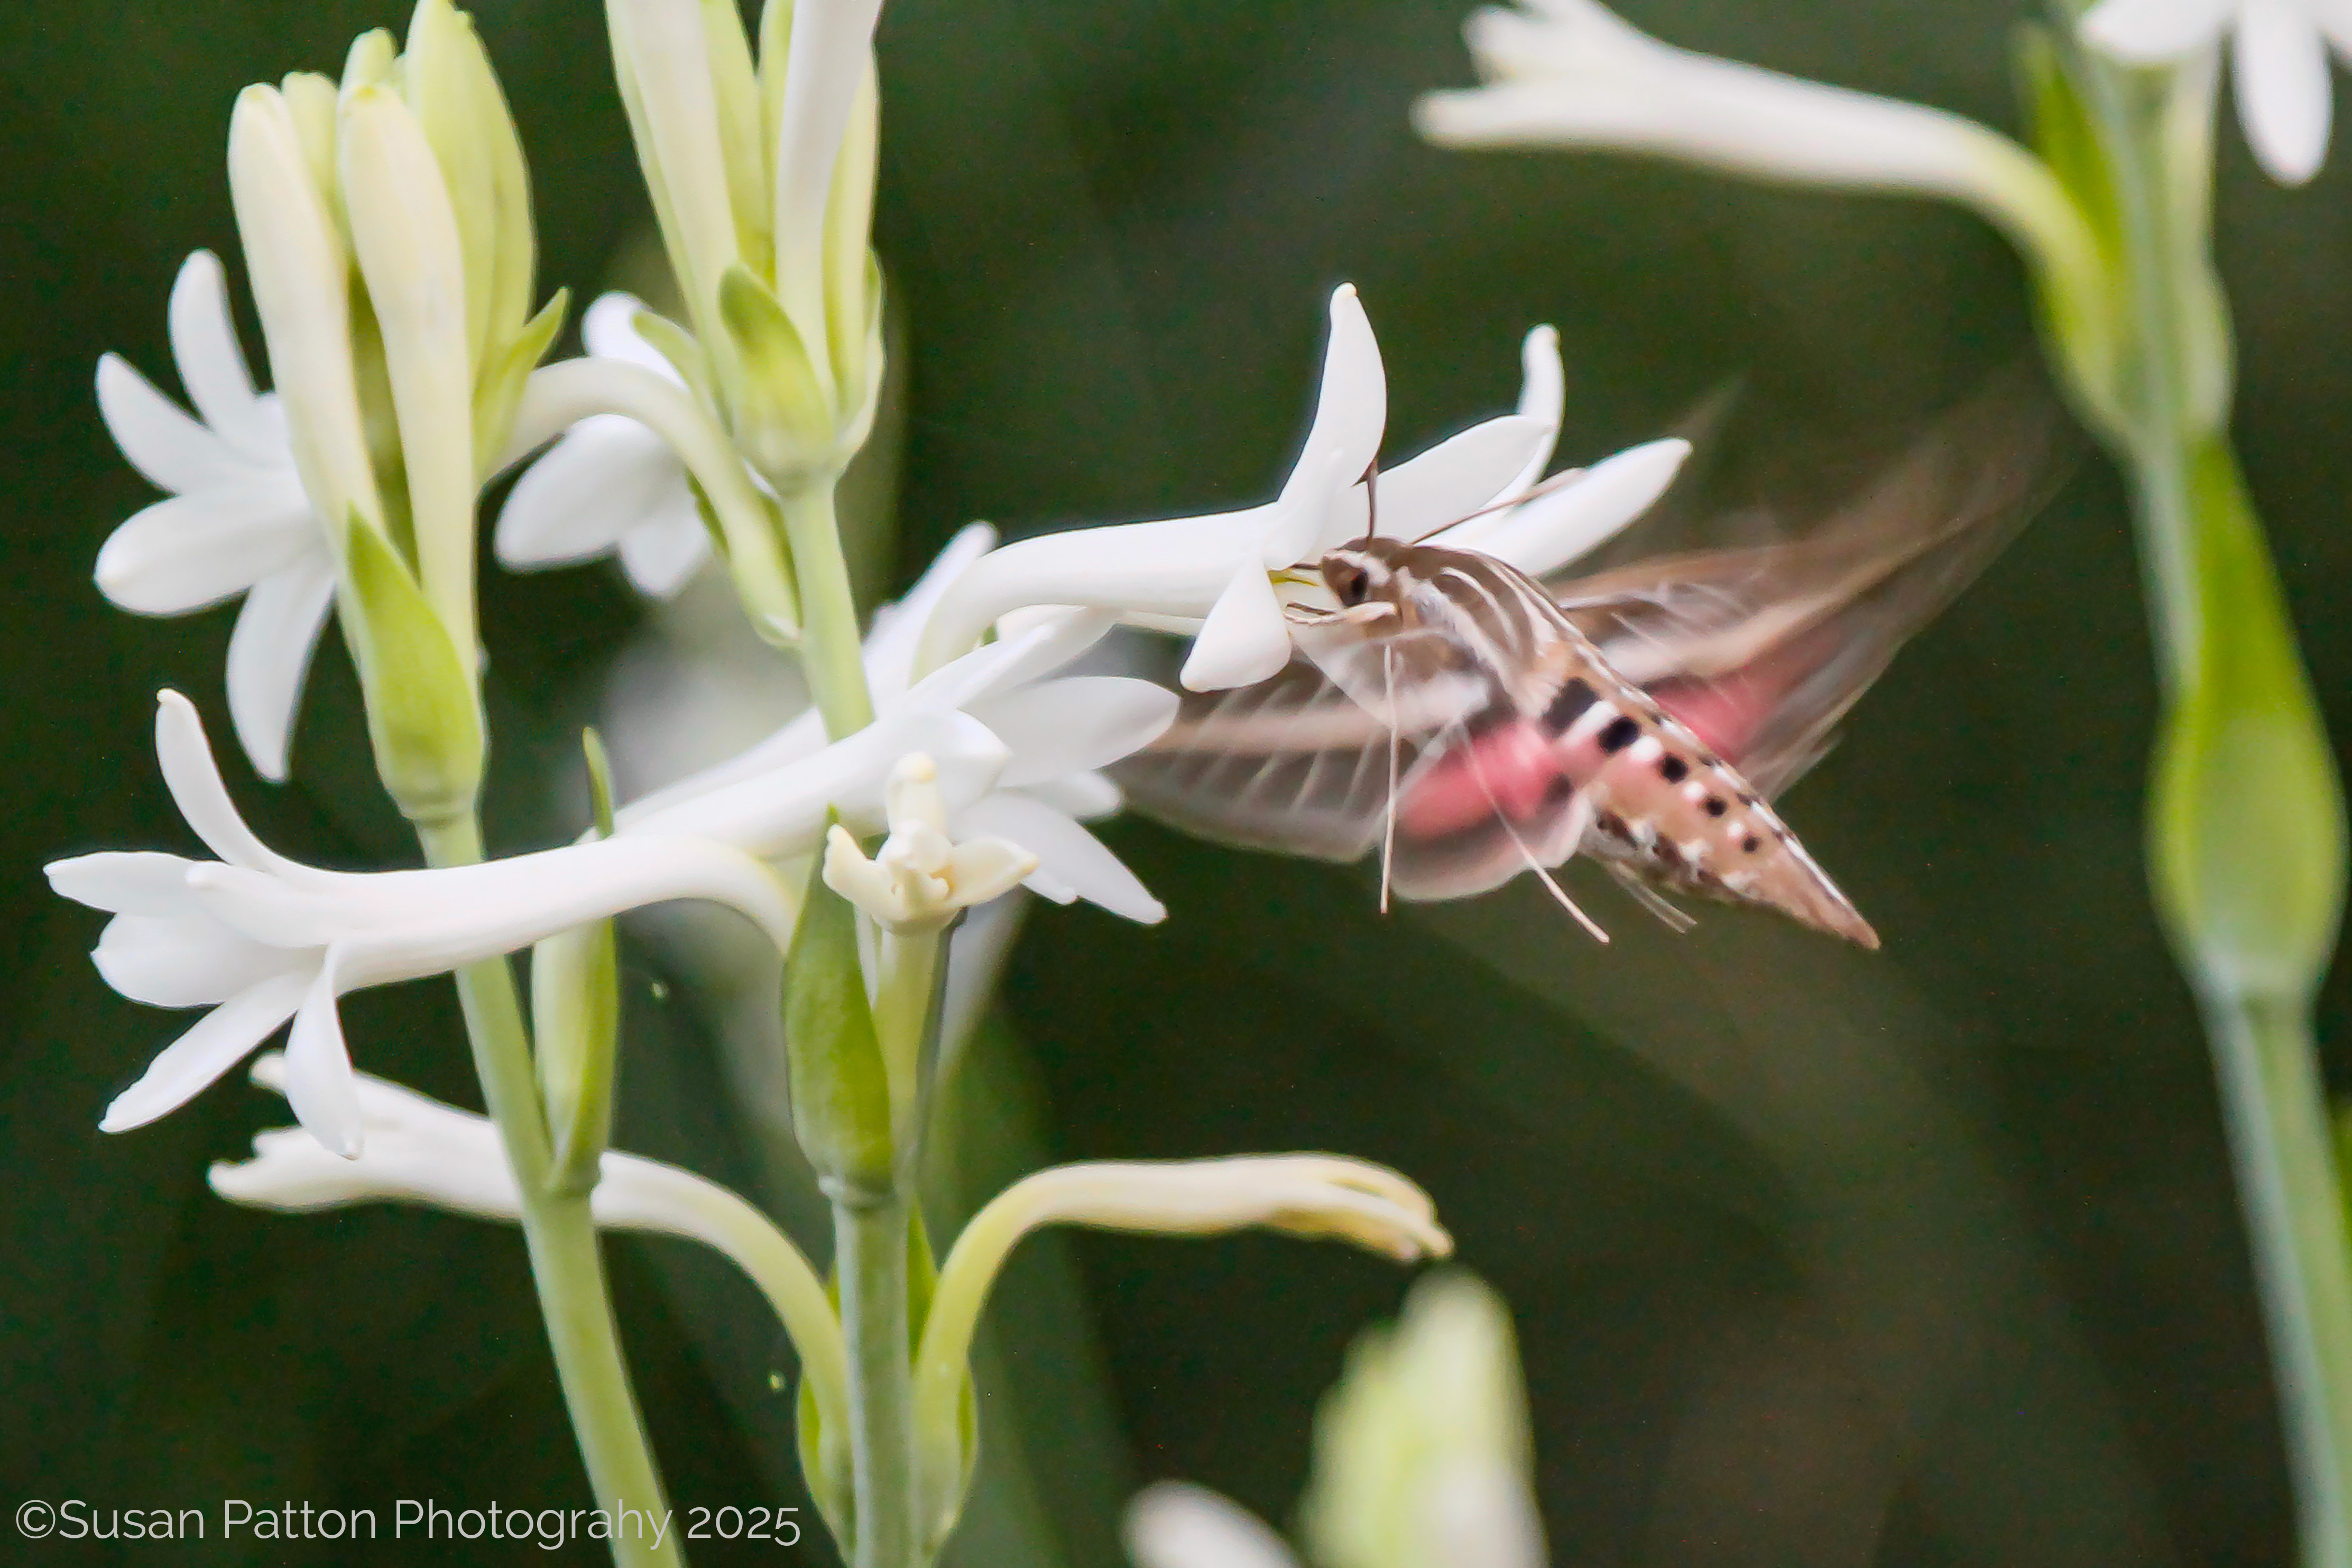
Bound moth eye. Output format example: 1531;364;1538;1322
1328;564;1369;605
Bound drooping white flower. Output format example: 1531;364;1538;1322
494;292;717;596
210;1053;850;1445
2082;0;2352;184
912;284;1690;693
1415;0;2103;306
49;692;797;1156
823;754;1038;931
917;1157;1453;1550
622;527;1179;923
94;252;333;782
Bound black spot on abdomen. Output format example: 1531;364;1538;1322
1542;678;1597;735
1657;753;1688;783
1597;715;1640;753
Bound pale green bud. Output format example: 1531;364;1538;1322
1302;1271;1546;1568
2151;444;2345;1002
227;84;384;543
400;0;502;373
338;507;486;823
340;84;481;665
536;732;623;1193
606;0;748;367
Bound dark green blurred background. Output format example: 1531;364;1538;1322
7;1;2351;1563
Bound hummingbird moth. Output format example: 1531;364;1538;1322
1115;383;2055;946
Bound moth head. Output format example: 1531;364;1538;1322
1318;545;1395;610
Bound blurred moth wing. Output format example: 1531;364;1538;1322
1114;382;2058;946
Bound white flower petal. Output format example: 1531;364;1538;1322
615;505;714;597
95;476;317;615
864;523;1001;700
93;911;298;1007
284;949;363;1157
153;690;299;875
2235;0;2335;183
1447;436;1689;575
968;677;1178;787
1126;1482;1302;1568
95;353;246;496
1374;414;1554;540
45;851;198;917
1279;285;1386;516
2080;0;2240;60
1181;564;1294;691
100;970;310;1133
166;251;278;464
226;551;337;783
957;792;1166;923
582;291;682;376
1016;772;1124;822
913;509;1271;671
496;416;686;566
1505;325;1565;499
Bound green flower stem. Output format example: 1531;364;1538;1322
836;1192;920;1568
873;928;942;1157
2070;42;2352;1568
777;481;875;737
418;814;682;1568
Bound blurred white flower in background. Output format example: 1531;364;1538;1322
495;291;719;596
94;251;333;782
2081;0;2352;184
1124;1272;1544;1568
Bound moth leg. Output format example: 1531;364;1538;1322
1605;862;1699;934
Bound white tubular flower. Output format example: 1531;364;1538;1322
210;1054;850;1446
1126;1483;1303;1568
48;693;795;1156
823;755;1038;932
1301;1273;1546;1568
915;1157;1452;1549
2083;0;2351;184
623;529;1179;923
1415;0;2102;307
913;286;1686;693
495;293;716;597
95;252;332;782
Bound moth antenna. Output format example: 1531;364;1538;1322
1444;718;1610;944
1379;643;1401;916
1363;458;1382;540
1407;465;1589;546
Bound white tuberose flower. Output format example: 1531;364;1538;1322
49;692;796;1156
210;1053;851;1447
914;284;1689;693
1415;0;2101;299
494;292;717;596
95;252;333;782
2082;0;2352;185
824;754;1038;932
625;526;1179;923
